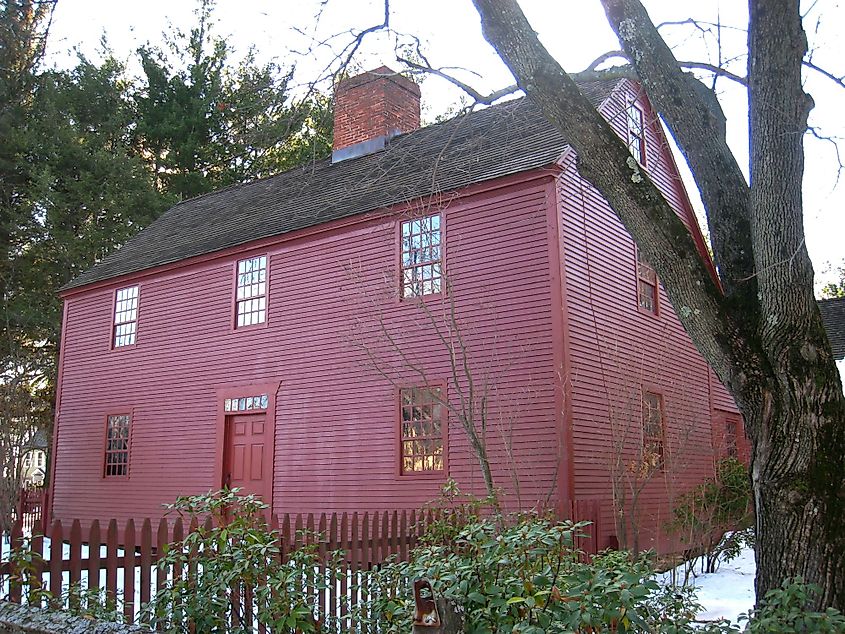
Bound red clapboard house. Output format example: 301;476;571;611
49;67;744;554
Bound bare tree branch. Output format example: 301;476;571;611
803;58;845;91
397;56;518;106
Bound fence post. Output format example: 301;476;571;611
48;520;63;608
123;519;136;624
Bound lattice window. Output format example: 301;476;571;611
113;286;139;347
401;215;442;297
104;414;131;477
637;249;658;314
224;394;269;412
236;255;267;327
400;387;444;473
627;103;645;164
642;392;665;470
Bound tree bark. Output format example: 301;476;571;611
470;0;845;610
747;0;845;609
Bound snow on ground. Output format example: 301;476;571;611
661;544;756;625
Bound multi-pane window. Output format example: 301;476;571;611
626;103;645;164
224;394;269;412
642;392;665;470
113;285;139;347
236;255;267;328
725;419;739;459
637;249;658;314
401;215;442;297
400;387;444;473
104;414;131;477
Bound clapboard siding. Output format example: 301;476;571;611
559;81;740;554
52;175;561;524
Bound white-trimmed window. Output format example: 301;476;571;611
236;255;267;327
400;387;445;473
626;103;645;164
113;285;139;347
401;215;442;297
104;414;131;477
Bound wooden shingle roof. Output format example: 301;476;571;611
62;79;622;291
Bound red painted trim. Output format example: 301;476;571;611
544;176;574;510
46;300;69;524
394;381;449;480
230;253;270;332
101;410;134;481
59;168;558;300
214;381;280;515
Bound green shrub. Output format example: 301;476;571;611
740;577;845;633
3;536;51;607
669;457;753;577
358;514;713;633
63;583;124;623
142;488;341;633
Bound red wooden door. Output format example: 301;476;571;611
223;412;270;501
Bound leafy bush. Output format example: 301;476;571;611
3;536;50;606
142;488;341;633
740;577;845;633
63;583;124;623
3;540;124;622
669;457;753;577
358;514;712;633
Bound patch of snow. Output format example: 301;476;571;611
691;546;756;623
661;544;756;625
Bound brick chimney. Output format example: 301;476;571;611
332;66;421;163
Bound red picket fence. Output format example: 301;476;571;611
0;502;603;628
16;487;46;535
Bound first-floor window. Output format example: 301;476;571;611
725;418;739;459
641;391;665;470
104;414;131;477
400;387;445;473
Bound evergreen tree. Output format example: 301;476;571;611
135;0;332;201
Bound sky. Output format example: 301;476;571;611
44;0;844;291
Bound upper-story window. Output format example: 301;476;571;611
113;285;139;348
236;255;267;328
636;248;658;315
626;103;645;164
400;386;445;473
641;391;665;470
401;214;442;297
104;413;131;477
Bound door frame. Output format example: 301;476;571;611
214;381;280;516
